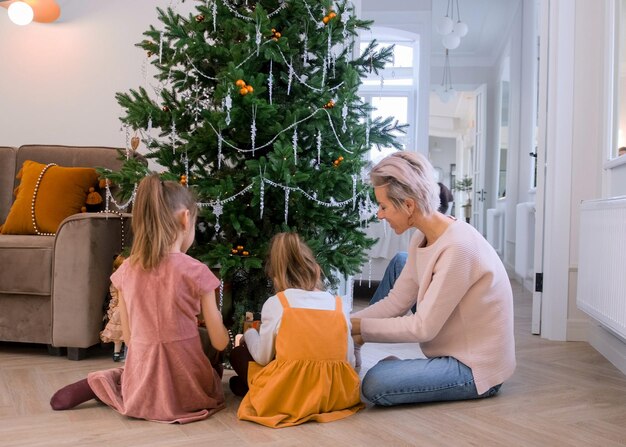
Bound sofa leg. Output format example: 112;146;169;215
67;347;87;361
47;345;67;357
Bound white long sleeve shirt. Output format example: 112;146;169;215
243;288;356;367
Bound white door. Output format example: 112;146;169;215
472;84;488;234
532;0;550;335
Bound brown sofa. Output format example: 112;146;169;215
0;145;131;360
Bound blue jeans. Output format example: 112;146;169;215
362;356;501;406
370;252;408;305
363;253;502;405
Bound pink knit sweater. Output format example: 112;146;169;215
352;220;516;395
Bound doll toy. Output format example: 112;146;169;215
100;254;126;361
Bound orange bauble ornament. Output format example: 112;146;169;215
235;79;246;88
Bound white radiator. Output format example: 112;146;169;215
486;208;505;256
577;197;626;339
515;202;535;279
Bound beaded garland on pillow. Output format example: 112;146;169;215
0;160;99;235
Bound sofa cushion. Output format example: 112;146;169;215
0;235;54;295
0;147;17;224
0;160;99;235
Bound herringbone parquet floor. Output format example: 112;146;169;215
1;279;626;446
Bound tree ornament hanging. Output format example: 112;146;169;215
268;60;273;104
130;135;140;152
292;121;298;163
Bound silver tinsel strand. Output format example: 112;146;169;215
303;32;308;64
284;188;290;223
292;122;298;163
171;118;177;154
211;0;217;32
217;130;223;169
342;103;348;133
123;125;130;159
183;151;189;188
255;21;261;56
352;174;357;210
268;60;273;105
159;31;164;64
259;178;265;218
146;116;153;145
287;58;294;95
224;90;232;126
316;130;322;165
251;105;257;156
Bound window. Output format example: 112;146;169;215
358;32;419;163
614;0;626;158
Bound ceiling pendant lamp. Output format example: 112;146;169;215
436;0;469;50
436;50;457;104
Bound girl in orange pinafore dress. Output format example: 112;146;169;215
230;232;364;428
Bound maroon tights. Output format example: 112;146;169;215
50;378;97;410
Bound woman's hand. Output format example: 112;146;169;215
351;318;364;346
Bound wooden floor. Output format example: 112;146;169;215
2;279;626;446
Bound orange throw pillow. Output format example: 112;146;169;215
0;160;99;235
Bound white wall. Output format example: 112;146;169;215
574;0;626;372
0;0;194;148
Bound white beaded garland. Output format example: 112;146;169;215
31;163;57;236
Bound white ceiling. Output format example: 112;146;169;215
431;0;522;61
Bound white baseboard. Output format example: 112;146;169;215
588;324;626;376
566;318;589;341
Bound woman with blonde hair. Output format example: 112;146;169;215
351;151;515;406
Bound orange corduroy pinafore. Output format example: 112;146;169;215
237;291;364;428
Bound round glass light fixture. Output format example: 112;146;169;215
454;21;469;37
442;32;461;50
8;1;34;26
436;16;454;36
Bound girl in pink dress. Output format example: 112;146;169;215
50;174;230;423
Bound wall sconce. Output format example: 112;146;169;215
0;0;60;25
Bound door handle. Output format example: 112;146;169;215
477;189;486;202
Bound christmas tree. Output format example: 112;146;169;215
103;0;404;330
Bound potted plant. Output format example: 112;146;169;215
454;176;473;223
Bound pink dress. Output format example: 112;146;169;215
87;253;224;423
